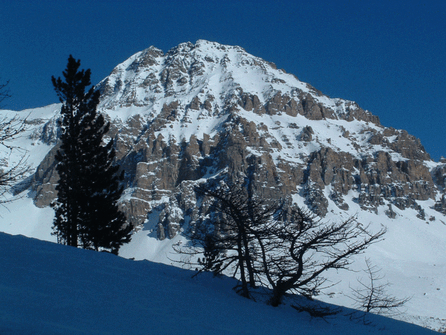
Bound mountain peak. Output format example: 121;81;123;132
44;40;436;227
97;40;378;127
172;39;248;55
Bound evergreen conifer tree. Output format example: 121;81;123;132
52;55;132;254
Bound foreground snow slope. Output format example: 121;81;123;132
0;232;438;335
2;193;446;331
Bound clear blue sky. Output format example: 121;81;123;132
1;0;445;160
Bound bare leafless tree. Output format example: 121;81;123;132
349;258;410;315
0;79;11;106
177;182;275;298
260;209;386;306
176;181;386;306
0;80;30;204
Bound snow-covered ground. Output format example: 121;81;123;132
1;192;446;333
0;232;439;335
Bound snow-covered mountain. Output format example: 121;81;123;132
1;40;446;331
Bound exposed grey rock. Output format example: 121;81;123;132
385;204;397;219
32;145;60;208
434;195;446;215
301;126;314;142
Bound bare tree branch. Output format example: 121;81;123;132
0;80;31;205
0;79;12;108
348;258;411;315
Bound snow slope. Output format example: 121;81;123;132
1;194;446;332
0;232;438;335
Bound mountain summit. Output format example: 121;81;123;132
31;40;445;232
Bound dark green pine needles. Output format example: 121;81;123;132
52;55;132;254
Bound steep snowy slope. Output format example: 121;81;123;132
0;232;439;335
1;40;446;331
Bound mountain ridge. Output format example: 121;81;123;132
29;40;443;228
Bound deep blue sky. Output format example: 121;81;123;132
1;0;445;160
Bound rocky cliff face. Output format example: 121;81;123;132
28;40;446;239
